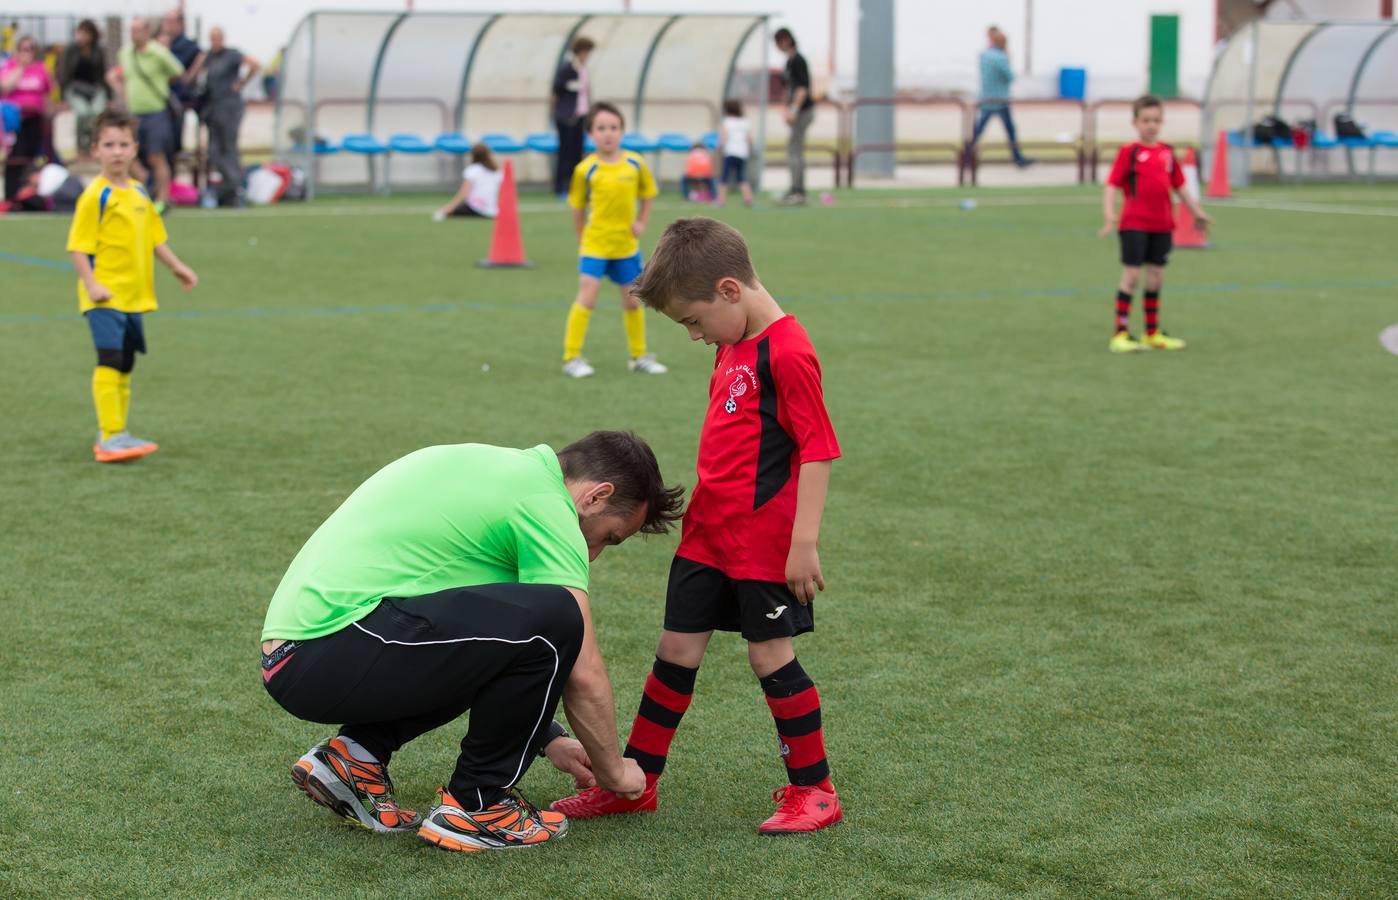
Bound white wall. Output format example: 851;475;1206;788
9;0;1220;99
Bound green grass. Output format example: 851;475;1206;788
2;182;1395;898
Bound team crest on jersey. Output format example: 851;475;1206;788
723;364;758;414
1137;150;1151;163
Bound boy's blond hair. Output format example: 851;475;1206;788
631;217;758;310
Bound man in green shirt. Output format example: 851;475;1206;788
261;431;684;853
106;17;183;210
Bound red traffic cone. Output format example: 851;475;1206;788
1206;129;1231;199
1174;148;1209;248
477;160;532;268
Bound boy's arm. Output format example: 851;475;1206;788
786;459;832;605
631;197;652;237
70;252;113;304
1174;185;1212;227
572;206;586;239
154;244;198;290
1098;185;1120;238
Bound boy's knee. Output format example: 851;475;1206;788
95;348;134;373
656;630;709;669
747;637;795;677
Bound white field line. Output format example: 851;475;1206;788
1224;199;1398;217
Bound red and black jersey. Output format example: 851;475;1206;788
677;315;840;583
1107;141;1186;233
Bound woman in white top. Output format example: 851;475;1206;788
717;98;754;208
433;143;503;220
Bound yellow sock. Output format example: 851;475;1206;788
563;303;593;362
117;372;131;425
92;366;125;440
622;307;647;359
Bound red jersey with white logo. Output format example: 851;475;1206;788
1107;142;1185;233
677;315;840;582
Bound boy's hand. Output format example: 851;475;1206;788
87;281;114;304
631;220;646;237
1097;218;1116;238
173;264;198;290
785;541;825;606
1195;210;1213;229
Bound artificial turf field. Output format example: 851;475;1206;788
1;182;1395;898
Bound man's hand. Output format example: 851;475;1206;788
172;264;198;290
783;108;795;126
87;281;114;304
785;540;825;605
543;737;596;790
596;756;646;799
1097;218;1116;239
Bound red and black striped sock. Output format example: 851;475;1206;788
1115;289;1133;333
622;657;697;782
760;658;831;788
1144;290;1160;335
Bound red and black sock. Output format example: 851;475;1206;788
1144;290;1160;335
622;657;697;782
760;659;831;788
1114;289;1133;333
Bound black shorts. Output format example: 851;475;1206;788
663;556;813;642
1119;230;1172;267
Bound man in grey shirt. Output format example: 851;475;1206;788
189;27;259;205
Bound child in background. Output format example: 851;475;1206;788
681;142;715;202
1099;94;1211;353
66;110;197;462
553;217;843;835
560;101;667;378
717;99;753;208
433;142;503;220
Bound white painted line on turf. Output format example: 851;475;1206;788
1380;325;1398;356
1226;199;1398;218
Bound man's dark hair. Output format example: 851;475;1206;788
93;109;138;142
1132;94;1164;119
774;27;796;48
585;101;624;132
632;217;758;310
558;431;684;535
572;36;595;55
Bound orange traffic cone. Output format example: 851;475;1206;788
1206;129;1231;199
1174;148;1209;248
477;160;532;268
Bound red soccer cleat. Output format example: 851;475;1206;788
549;781;658;819
757;782;843;834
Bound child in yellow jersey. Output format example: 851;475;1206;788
66;110;197;463
561;102;667;378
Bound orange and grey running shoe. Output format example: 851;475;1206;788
419;788;568;852
290;737;421;833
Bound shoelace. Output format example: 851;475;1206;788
771;784;814;813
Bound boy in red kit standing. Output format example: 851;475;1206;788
1100;95;1212;353
552;217;843;834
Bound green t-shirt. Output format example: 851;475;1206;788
118;43;184;115
261;444;590;641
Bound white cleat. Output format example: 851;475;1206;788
628;353;668;375
562;357;596;378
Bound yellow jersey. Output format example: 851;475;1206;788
65;176;168;314
568;151;658;259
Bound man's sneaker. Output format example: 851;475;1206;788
93;431;159;463
628;353;668;375
154;200;169;216
549;781;658;819
758;782;843;835
1109;331;1144;354
562;356;595;379
1142;331;1186;351
419;788;567;852
779;192;807;206
290;737;421;833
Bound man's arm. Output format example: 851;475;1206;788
786;460;831;605
561;587;645;798
106;65;125;106
237;55;262;93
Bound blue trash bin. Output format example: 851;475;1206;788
1058;67;1086;100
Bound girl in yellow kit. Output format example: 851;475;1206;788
560;102;667;378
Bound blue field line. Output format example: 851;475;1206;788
2;276;1395;327
0;250;73;271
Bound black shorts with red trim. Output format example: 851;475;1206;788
663;555;812;642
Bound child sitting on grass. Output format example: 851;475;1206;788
432;142;503;220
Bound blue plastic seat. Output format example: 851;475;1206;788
656;132;694;153
388;134;432;154
620;132;659;153
525;132;559;153
434;133;472;154
700;130;719;150
481;133;525;153
1311;132;1375;149
291;142;339;155
1369;130;1397;147
341;134;388;154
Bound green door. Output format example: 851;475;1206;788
1149;14;1180;98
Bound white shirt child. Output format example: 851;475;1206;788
722;116;751;160
463;162;503;217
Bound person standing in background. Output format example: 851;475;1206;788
1;35;53;201
159;10;201;172
773;28;813;206
58;20;108;158
185;27;258;206
107;17;184;213
968;26;1033;168
551;36;594;199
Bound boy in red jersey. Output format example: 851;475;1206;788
1099;95;1212;353
552;217;842;834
